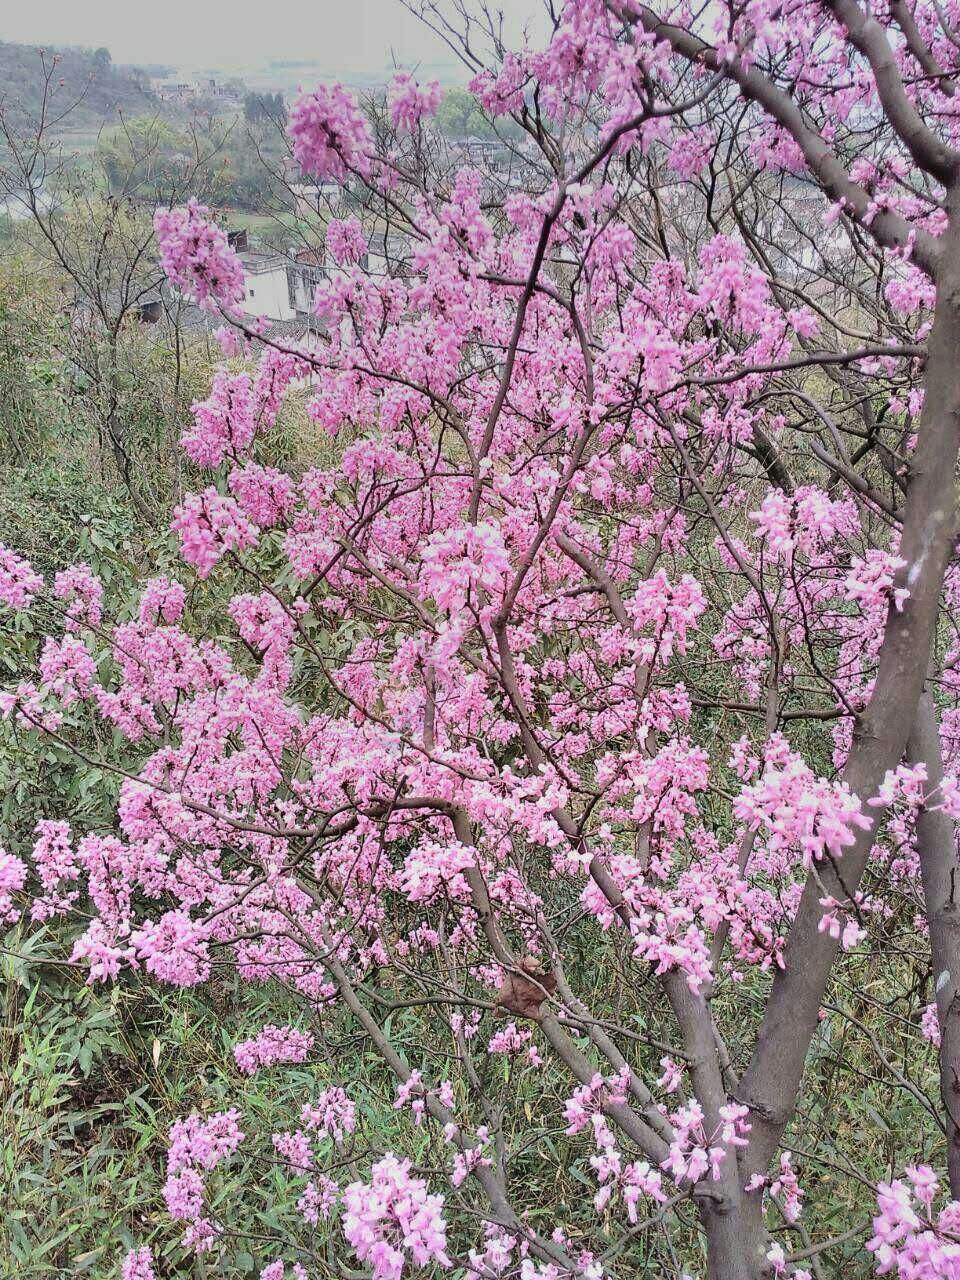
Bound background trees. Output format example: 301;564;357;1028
245;93;288;129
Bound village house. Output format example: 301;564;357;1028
153;81;196;103
238;250;297;322
289;180;344;218
153;77;240;103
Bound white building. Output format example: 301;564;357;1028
366;234;411;278
153;81;197;103
232;228;415;326
289;181;343;218
238;251;296;322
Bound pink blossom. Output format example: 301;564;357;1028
234;1024;315;1074
341;1154;450;1279
302;1087;357;1143
154;200;244;312
183;370;257;467
171;488;259;578
289;83;372;181
168;1109;244;1173
867;1172;960;1278
299;1174;340;1225
30;819;78;920
132;910;211;986
139;576;186;626
121;1246;156;1280
326;217;368;266
387;73;442;130
0;545;42;610
921;1003;942;1048
54;563;103;630
0;848;27;923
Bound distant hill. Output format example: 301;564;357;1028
0;42;155;135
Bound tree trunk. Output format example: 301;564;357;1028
907;688;960;1196
701;1192;768;1280
738;188;960;1180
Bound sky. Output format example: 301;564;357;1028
0;0;542;81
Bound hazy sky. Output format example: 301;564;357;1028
0;0;542;79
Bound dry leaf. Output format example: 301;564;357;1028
496;955;557;1021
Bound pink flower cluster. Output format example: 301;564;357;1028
735;749;873;867
288;83;372;181
30;819;79;920
121;1246;156;1280
387;73;442;130
747;1151;805;1225
563;1068;629;1135
326;216;368;266
54;563;103;630
183;370;258;467
302;1086;357;1144
0;545;43;610
138;576;186;626
38;635;96;707
0;848;27;923
234;1024;315;1074
132;910;211;986
661;1100;751;1185
341;1155;450;1279
420;522;511;618
259;1263;309;1280
398;840;475;904
171;488;259;578
164;1109;244;1252
867;1167;960;1278
154;200;244;312
487;1020;542;1066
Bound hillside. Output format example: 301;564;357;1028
0;42;155;136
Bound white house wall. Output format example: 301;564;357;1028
240;266;296;322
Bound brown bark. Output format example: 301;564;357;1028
624;1;943;275
907;689;960;1196
737;192;960;1180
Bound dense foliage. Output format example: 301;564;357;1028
98;115;289;214
5;2;960;1279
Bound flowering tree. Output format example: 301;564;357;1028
4;1;960;1276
